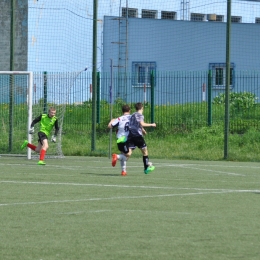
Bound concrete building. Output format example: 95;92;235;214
0;0;28;71
101;12;260;104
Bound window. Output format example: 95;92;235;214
122;8;138;18
231;16;242;23
132;62;156;87
190;13;206;21
255;17;260;23
209;63;235;89
161;11;177;20
142;9;158;19
216;15;224;22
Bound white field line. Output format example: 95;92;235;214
0;180;253;191
0;162;258;177
0;190;254;207
0;163;80;170
56;209;192;215
1;180;260;207
0;162;249;176
149;163;260;169
175;165;244;176
2;161;260;170
3;180;260;194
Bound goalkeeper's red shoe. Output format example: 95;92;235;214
121;171;127;176
112;154;117;167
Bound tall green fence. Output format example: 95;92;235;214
1;71;260;154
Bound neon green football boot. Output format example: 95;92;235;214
21;140;28;150
38;160;46;165
144;165;155;174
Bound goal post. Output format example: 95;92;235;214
0;70;91;159
0;71;33;159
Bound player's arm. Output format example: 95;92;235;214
108;118;119;129
29;115;42;134
30;115;42;128
140;121;156;128
108;118;115;129
141;127;147;135
51;120;59;143
54;120;59;136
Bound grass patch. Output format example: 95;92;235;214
0;156;260;259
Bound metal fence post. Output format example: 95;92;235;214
150;70;155;123
96;72;100;123
43;71;47;113
207;70;212;126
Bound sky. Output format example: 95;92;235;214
28;0;260;73
26;0;260;104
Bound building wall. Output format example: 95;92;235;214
0;0;28;71
102;16;260;104
103;16;260;72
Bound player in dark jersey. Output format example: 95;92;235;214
21;107;59;165
127;102;156;174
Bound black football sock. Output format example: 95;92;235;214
143;156;149;170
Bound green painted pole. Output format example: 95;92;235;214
207;70;212;126
91;0;98;151
96;72;100;123
9;0;15;152
150;71;155;123
224;0;231;159
43;71;47;113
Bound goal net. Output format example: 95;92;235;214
0;71;85;159
0;71;34;158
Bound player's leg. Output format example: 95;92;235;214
137;137;155;174
37;133;49;165
140;147;155;174
113;143;130;176
120;153;127;176
21;140;37;151
112;142;129;167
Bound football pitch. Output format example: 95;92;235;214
0;156;260;260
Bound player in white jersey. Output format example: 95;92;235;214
108;104;131;176
127;102;156;174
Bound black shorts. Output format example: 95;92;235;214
117;142;130;154
38;132;48;145
127;135;147;150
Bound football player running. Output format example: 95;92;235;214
108;104;131;176
21;107;59;165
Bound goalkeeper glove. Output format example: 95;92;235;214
51;135;56;143
29;127;34;134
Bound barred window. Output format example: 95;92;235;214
231;16;242;23
132;62;156;87
142;9;158;19
190;13;206;21
209;63;235;88
122;8;138;18
161;11;177;20
216;15;224;22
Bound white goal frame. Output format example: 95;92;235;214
1;71;33;159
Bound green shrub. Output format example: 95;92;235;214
213;91;258;112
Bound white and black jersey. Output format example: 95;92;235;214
128;112;144;137
111;114;131;139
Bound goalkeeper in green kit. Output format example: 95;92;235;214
21;107;59;165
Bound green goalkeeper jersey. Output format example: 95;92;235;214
31;114;59;136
